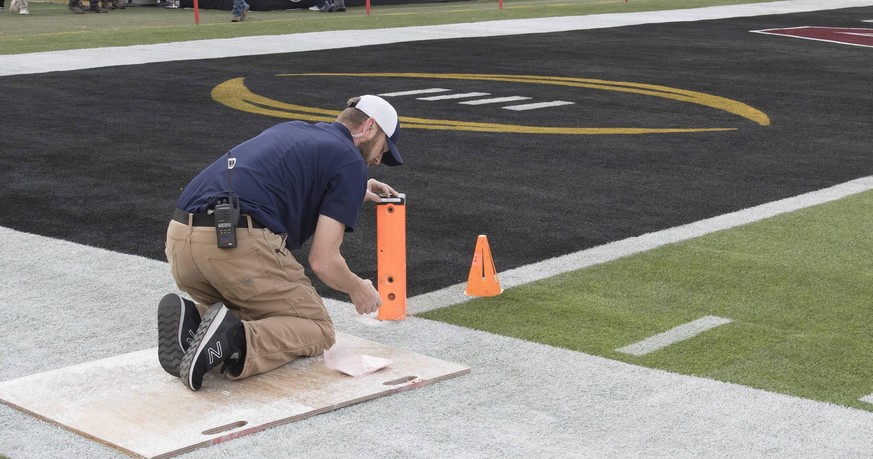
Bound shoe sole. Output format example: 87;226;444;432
157;293;189;376
180;303;228;391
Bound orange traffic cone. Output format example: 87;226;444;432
464;235;503;297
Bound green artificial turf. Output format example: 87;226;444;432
422;190;873;411
0;0;774;54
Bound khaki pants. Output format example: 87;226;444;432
165;217;335;379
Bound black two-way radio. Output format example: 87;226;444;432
215;153;240;249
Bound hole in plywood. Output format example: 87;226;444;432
383;376;416;386
202;420;248;435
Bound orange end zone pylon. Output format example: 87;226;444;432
465;235;503;297
377;194;407;320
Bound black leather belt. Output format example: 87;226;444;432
172;208;265;229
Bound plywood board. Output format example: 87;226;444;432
0;332;469;458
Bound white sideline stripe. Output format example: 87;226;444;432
503;100;575;111
379;88;450;97
616;316;733;356
860;393;873;404
417;92;490;101
407;176;873;314
460;96;532;105
2;0;872;76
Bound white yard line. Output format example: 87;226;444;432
616;316;734;356
416;91;491;100
379;88;451;96
503;100;575;110
459;96;532;105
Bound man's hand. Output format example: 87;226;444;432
365;178;398;203
350;278;382;315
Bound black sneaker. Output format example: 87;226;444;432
180;303;245;391
316;0;333;12
330;0;345;11
157;293;201;376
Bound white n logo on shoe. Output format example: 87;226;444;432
207;342;223;365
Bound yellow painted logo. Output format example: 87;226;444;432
211;73;770;135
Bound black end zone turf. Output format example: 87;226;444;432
1;7;872;298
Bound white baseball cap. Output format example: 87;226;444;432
354;95;403;166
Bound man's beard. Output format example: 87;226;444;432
358;137;379;166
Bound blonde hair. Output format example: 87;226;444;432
336;96;385;136
336;97;369;128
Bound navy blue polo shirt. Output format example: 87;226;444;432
177;121;368;250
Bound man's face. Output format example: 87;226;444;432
357;120;388;166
